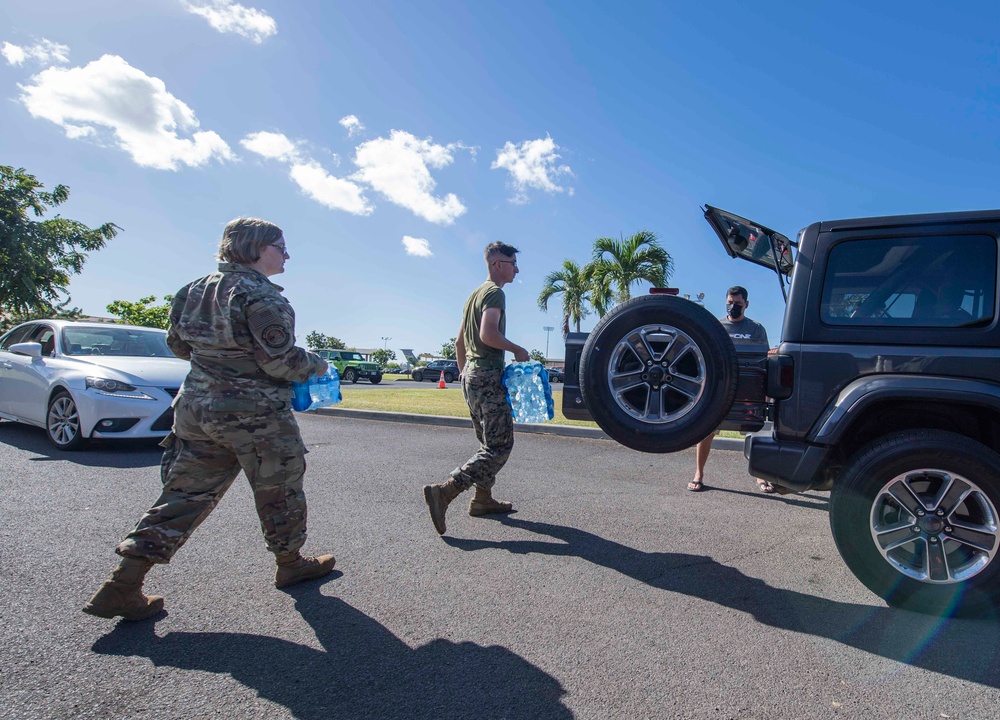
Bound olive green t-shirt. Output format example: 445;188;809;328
461;281;506;369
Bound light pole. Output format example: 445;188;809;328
381;336;391;350
542;326;554;360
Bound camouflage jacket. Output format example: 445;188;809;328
167;263;324;409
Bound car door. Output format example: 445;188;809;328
0;323;54;421
0;323;35;417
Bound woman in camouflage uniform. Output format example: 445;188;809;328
84;218;335;621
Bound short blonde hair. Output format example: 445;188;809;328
217;218;283;264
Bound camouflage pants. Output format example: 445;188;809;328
117;395;309;562
451;367;514;490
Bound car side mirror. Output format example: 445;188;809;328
10;341;43;360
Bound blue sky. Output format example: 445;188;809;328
3;1;999;360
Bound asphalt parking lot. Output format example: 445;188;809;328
2;412;999;719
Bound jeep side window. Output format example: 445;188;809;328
820;235;996;328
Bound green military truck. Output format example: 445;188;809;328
316;349;383;384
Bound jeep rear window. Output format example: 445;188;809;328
820;235;996;328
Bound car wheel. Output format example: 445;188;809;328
830;429;1000;617
579;294;737;453
343;368;358;384
370;374;382;385
47;390;88;451
444;372;454;383
414;371;424;382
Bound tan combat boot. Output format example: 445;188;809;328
82;556;164;621
422;479;465;535
274;552;336;589
469;485;514;517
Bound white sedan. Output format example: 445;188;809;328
0;319;189;450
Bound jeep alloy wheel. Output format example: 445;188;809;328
579;294;738;453
343;368;358;384
831;430;1000;616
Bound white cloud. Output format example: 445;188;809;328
288;161;374;216
402;235;433;257
18;54;233;170
491;135;573;204
2;39;69;66
241;129;373;216
339;114;364;137
180;0;277;43
352;130;467;225
240;130;299;162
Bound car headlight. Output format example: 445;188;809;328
85;376;154;399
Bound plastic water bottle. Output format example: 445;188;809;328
502;361;554;423
292;381;312;411
291;367;342;411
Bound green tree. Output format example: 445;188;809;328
372;348;396;367
538;259;591;336
106;295;173;329
587;230;672;317
529;349;546;362
441;337;457;359
0;165;120;317
306;331;345;350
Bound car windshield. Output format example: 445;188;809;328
62;327;175;357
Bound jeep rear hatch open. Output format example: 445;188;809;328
703;204;796;300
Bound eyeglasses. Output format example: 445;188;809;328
270;243;288;255
494;260;517;268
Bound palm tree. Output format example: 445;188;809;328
538;260;591;336
586;230;673;316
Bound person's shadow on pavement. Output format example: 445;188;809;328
444;516;1000;689
92;584;571;720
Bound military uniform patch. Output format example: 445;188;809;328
261;324;289;348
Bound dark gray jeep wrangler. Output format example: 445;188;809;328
565;205;1000;617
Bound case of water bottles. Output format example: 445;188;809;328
502;361;555;423
291;367;342;412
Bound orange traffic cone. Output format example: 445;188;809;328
438;371;447;388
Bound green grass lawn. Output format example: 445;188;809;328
340;380;744;437
339;385;598;427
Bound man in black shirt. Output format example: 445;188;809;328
689;285;772;493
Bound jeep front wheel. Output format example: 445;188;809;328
579;294;738;453
343;368;358;384
370;374;382;385
830;430;1000;617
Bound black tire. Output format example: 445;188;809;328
370;374;382;385
830;430;1000;617
47;390;88;451
579;294;738;453
413;371;424;382
343;368;358;384
444;372;454;383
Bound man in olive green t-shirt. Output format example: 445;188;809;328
423;242;530;535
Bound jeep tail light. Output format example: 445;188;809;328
766;354;794;400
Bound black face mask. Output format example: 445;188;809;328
727;302;744;319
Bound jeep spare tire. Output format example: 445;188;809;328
579;294;738;453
